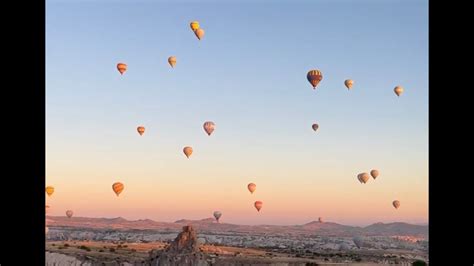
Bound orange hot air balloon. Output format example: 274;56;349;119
307;70;323;89
168;56;177;68
112;182;124;196
344;79;354;90
183;146;193;158
45;186;54;197
66;210;73;218
137;126;145;136
394;86;404;97
194;28;205;40
393;200;400;209
370;169;379;179
247;183;256;194
203;121;215;136
254;201;263;212
190;21;200;31
117;63;127;75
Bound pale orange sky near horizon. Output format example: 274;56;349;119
46;1;428;227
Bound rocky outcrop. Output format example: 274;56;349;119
45;252;92;266
148;225;209;266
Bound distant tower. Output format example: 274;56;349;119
318;217;323;223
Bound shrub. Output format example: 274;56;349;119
99;249;104;252
109;248;116;252
51;244;56;246
64;244;69;247
79;245;91;252
412;260;427;266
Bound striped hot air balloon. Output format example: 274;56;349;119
112;182;124;196
307;70;323;89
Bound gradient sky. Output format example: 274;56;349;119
46;0;428;226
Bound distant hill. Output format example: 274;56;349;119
46;216;428;238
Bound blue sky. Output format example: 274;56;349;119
46;0;428;225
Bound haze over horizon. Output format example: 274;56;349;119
46;0;428;226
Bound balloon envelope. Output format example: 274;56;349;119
312;123;319;132
66;210;73;218
254;201;263;212
393;200;400;209
394;86;404;97
183;146;193;158
344;79;354;90
370;169;379;179
168;56;177;68
117;63;127;75
203;121;215;136
247;183;256;194
137;126;145;136
194;28;205;40
213;211;222;222
45;186;54;197
359;173;370;184
112;182;124;196
307;70;323;89
190;21;200;31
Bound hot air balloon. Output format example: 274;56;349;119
117;63;127;75
168;56;177;68
45;186;54;197
203;121;215;136
213;211;222;222
344;79;354;90
136;126;145;136
318;217;323;223
312;123;319;132
190;21;200;31
183;146;193;158
112;182;124;196
254;201;263;212
394;86;404;97
307;70;323;89
247;183;256;194
194;28;205;40
66;210;73;218
357;174;363;183
359;173;370;184
393;200;400;209
370;169;379;179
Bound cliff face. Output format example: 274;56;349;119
149;225;210;266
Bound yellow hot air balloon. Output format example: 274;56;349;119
312;123;319;132
370;169;379;179
168;56;177;68
344;79;354;90
112;182;124;196
183;146;193;158
393;200;400;209
117;63;127;75
394;86;404;97
190;21;200;31
307;70;323;89
45;186;54;197
194;28;205;40
66;210;73;218
247;183;256;194
203;121;215;136
359;173;370;184
137;126;145;136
